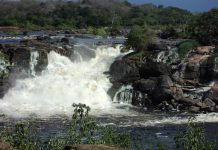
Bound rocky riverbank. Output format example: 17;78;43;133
110;41;218;113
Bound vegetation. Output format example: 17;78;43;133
0;105;216;150
124;25;155;52
0;0;194;31
195;9;218;46
175;117;216;150
177;40;200;58
0;103;131;150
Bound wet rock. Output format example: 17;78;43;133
181;46;215;82
64;145;125;150
205;83;218;104
133;78;157;94
152;75;183;104
110;59;140;83
132;90;151;106
139;61;171;79
61;37;70;45
203;98;216;107
36;35;51;42
189;106;200;113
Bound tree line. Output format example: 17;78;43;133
0;0;194;29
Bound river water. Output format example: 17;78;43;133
0;35;217;149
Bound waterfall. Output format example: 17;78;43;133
30;51;39;76
0;45;124;118
113;85;133;104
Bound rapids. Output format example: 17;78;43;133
0;43;217;127
0;45;125;118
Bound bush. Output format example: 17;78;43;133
0;103;132;150
94;27;107;36
175;117;216;150
125;25;155;52
177;40;200;58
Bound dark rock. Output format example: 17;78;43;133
203;98;216;107
133;78;157;94
189;106;200;113
61;37;70;45
36;36;51;42
132;90;151;106
152;75;183;104
110;59;140;83
139;61;171;79
147;43;170;51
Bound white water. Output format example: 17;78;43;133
0;45;124;118
0;44;218;126
113;85;133;104
30;51;39;76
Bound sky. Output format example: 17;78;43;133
129;0;218;12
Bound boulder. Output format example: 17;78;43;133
110;59;140;83
152;75;183;104
181;46;215;82
139;61;171;79
196;46;215;55
189;106;201;113
61;37;70;45
133;78;157;94
205;83;218;104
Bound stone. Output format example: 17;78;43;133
189;106;200;113
110;59;140;83
203;98;216;108
196;46;215;55
0;141;14;150
205;83;218;104
133;78;157;94
139;61;171;79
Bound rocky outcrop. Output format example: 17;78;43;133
139;62;171;79
109;59;140;84
0;39;73;98
111;45;218;113
181;46;215;83
204;83;218;106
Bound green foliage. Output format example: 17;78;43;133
0;0;194;30
195;9;218;45
94;28;107;36
177;40;200;58
13;122;39;150
125;25;155;52
100;126;131;148
0;103;131;150
86;26;95;34
175;117;216;150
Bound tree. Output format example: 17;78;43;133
196;9;218;46
125;25;155;52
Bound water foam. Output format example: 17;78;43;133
0;45;123;118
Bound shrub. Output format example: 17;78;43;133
177;40;200;58
175;116;216;150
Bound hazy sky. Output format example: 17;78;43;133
129;0;218;12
